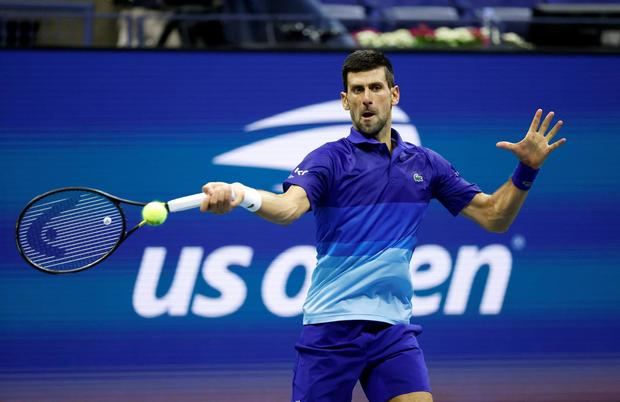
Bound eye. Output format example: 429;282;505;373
372;84;383;92
352;86;363;94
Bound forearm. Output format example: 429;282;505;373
254;190;307;225
463;160;541;232
200;182;310;225
481;180;529;232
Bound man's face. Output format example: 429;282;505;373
341;67;400;138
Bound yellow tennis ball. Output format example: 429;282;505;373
142;202;168;226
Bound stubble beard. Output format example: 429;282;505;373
354;113;389;140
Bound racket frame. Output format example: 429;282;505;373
16;187;148;275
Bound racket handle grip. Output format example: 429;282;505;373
167;193;205;212
167;190;237;213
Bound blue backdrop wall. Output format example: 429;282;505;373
1;50;619;402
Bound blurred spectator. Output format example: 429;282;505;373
529;1;620;48
115;0;355;48
0;19;40;47
115;0;224;47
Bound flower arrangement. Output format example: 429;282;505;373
354;25;530;49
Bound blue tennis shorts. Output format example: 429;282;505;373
291;320;431;402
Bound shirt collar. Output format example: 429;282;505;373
347;127;408;150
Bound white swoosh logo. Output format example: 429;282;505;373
214;100;420;171
245;99;411;131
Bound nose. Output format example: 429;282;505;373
362;88;372;105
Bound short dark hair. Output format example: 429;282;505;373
342;50;395;91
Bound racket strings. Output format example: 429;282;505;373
17;191;125;272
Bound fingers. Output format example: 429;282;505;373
229;182;245;208
541;115;566;153
545;120;563;141
549;137;567;152
528;109;543;133
496;141;515;151
529;109;558;134
200;182;235;214
200;195;209;212
538;111;554;134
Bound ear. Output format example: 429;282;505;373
340;91;350;110
391;85;400;106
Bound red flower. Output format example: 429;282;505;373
410;24;435;40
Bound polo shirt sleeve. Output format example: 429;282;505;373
283;146;333;210
427;148;481;216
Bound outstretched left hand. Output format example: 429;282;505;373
496;109;566;169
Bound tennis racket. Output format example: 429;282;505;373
16;187;209;274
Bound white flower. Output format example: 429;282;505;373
434;27;459;46
453;27;474;42
434;27;453;40
357;26;485;49
355;30;380;47
435;27;475;45
384;29;415;48
502;32;532;48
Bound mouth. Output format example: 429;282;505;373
361;111;375;119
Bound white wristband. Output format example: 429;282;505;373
233;183;262;212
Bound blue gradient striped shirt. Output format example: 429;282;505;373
284;128;480;324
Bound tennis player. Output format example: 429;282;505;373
200;50;565;402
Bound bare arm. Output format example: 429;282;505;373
461;109;566;232
255;185;310;225
199;182;310;225
461;182;527;233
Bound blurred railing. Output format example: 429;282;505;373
0;6;349;48
1;1;620;50
0;1;96;46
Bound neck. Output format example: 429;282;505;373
375;126;392;152
372;119;393;153
356;120;393;152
